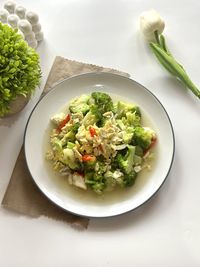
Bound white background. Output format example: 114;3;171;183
0;0;200;266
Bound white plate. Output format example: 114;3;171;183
24;72;175;218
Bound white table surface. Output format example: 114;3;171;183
1;0;200;266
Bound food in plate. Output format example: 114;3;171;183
46;92;157;194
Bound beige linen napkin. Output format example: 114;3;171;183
1;56;129;229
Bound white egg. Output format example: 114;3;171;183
7;14;19;28
25;32;36;43
18;19;32;33
35;31;44;41
15;6;26;19
28;39;38;49
26;11;39;25
32;23;41;33
4;1;16;14
0;9;9;23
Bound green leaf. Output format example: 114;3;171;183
150;43;176;75
150;41;200;99
9;68;16;73
159;35;169;53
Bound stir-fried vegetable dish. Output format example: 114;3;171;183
46;92;157;194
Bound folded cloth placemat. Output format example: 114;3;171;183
1;56;130;229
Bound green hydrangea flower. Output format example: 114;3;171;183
0;22;41;117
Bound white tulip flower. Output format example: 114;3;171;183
139;9;200;99
140;9;165;41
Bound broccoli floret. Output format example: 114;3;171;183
95;161;107;173
132;127;156;150
108;157;137;188
111;148;127;170
90;92;114;126
63;131;75;142
67;142;76;149
91;182;106;194
115;101;141;119
116;102;141;130
116;145;136;174
118;111;141;128
71;122;80;132
83;158;96;171
116;119;126;130
84;160;106;178
122;126;135;144
93;172;103;181
85;172;106;194
91;92;114;112
89;104;100;120
84;160;107;194
104;169;125;189
69;94;90;115
82;111;98;127
51;138;62;152
135;145;144;157
123;171;137;187
126;111;141;126
84;171;93;180
104;171;117;189
61;122;80;144
62;148;79;170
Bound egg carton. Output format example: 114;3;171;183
0;1;43;49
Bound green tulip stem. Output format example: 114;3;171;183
154;30;160;45
150;31;200;99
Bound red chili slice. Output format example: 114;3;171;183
82;155;96;162
89;126;97;137
57;114;70;133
